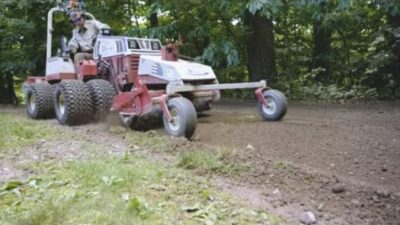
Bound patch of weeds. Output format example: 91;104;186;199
236;115;258;123
274;161;289;170
0;155;285;225
304;175;316;184
177;148;241;176
128;196;150;219
124;130;171;152
125;130;246;176
109;125;128;134
15;200;69;225
0;114;56;155
260;211;287;225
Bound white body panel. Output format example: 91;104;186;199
138;55;217;82
93;36;162;59
45;57;75;76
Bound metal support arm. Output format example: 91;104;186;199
166;80;267;95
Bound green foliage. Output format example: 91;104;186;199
246;0;283;18
1;0;400;100
278;68;379;100
201;41;240;67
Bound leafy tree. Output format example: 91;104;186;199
0;0;54;104
1;0;399;104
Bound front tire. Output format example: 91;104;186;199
54;80;93;125
86;79;116;121
163;97;197;138
25;83;54;119
257;89;287;121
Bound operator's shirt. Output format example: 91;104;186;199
68;20;109;53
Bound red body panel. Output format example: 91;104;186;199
112;84;153;115
124;54;140;84
77;60;97;80
140;75;168;85
25;76;46;85
161;45;179;61
47;73;76;82
106;54;170;117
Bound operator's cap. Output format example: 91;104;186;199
69;11;83;21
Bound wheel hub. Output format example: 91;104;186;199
28;94;36;112
168;108;180;131
262;97;276;115
119;113;133;127
57;93;66;116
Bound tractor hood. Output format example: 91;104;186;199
138;55;217;82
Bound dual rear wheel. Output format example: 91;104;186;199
55;79;116;125
25;83;54;119
26;79;115;125
54;80;94;125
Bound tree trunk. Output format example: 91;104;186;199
147;0;158;28
388;14;400;98
244;10;277;82
312;2;332;83
0;75;6;103
0;74;18;105
149;12;158;27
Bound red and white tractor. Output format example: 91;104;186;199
24;1;287;139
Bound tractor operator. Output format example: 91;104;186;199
68;11;110;69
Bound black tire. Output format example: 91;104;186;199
257;89;287;121
86;79;116;121
54;80;93;125
163;97;197;138
25;82;55;119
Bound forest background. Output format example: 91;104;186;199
0;0;399;104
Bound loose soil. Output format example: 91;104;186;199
1;101;399;225
194;101;400;225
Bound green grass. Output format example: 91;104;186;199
123;130;171;151
0;156;284;225
124;131;246;176
0;113;286;225
177;148;243;176
0;114;56;158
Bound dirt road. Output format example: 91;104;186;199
194;101;400;225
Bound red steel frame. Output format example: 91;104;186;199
106;53;168;118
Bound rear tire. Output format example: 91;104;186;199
163;97;197;138
257;89;287;121
86;79;116;121
25;83;54;119
54;80;93;125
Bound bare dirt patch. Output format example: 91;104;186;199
194;101;400;225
